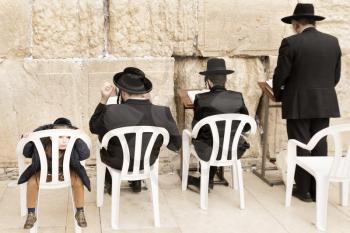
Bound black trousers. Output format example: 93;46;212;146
286;118;329;197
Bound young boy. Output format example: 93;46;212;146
19;118;90;229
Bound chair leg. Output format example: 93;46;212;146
200;163;210;210
96;160;106;207
70;188;81;233
285;161;296;207
20;183;27;216
339;181;349;207
231;163;238;190
182;141;191;191
150;169;160;227
110;172;121;230
315;177;329;231
236;160;245;209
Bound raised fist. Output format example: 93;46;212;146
100;82;115;104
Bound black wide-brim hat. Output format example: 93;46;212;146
199;58;234;76
281;3;325;24
113;67;152;94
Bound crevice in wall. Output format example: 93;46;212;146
28;0;34;59
103;0;110;57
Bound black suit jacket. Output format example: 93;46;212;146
273;27;341;119
89;99;181;170
192;86;250;162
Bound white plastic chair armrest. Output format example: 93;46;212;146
288;139;310;150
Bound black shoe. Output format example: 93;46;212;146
209;180;214;190
130;181;141;193
104;182;112;196
187;176;213;191
292;189;313;203
187;176;200;189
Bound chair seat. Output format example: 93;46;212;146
105;163;155;181
296;156;334;178
190;145;236;166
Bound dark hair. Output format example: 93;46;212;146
206;75;227;86
295;17;316;26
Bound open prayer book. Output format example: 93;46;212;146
265;79;273;95
187;89;210;103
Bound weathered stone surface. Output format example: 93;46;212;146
87;57;178;161
32;0;104;58
174;57;266;158
0;0;31;58
108;0;198;57
197;0;294;57
0;59;89;164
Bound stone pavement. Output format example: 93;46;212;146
0;171;349;233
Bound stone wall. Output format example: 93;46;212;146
0;0;349;169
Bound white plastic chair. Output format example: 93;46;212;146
182;113;257;210
285;124;350;231
96;126;170;229
16;129;91;233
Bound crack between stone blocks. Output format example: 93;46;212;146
28;0;34;59
103;0;110;57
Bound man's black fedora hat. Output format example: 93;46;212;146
199;58;234;76
113;67;152;94
281;3;325;24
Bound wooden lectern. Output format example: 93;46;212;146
252;82;283;186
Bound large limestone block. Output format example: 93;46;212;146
174;57;266;158
335;56;350;118
32;0;104;58
87;58;178;166
108;0;198;57
197;0;294;57
0;59;89;164
0;0;31;58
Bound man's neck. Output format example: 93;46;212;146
300;25;315;33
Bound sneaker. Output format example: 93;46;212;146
24;212;37;229
75;210;87;228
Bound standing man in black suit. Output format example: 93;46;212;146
273;3;341;202
188;58;250;190
90;67;181;192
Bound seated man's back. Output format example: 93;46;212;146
90;67;181;171
102;99;180;170
188;58;251;188
192;86;250;162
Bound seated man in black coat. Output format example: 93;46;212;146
189;58;250;189
89;67;181;192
